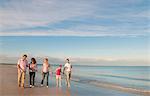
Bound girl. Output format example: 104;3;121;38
29;58;37;88
55;64;62;87
41;58;50;88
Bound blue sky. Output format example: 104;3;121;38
0;0;149;65
0;36;149;65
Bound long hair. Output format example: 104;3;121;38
31;58;36;64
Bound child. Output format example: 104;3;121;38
55;64;62;87
29;58;37;88
41;58;50;88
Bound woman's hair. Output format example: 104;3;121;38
44;58;48;64
45;58;48;61
31;58;36;64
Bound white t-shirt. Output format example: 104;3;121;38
64;63;72;72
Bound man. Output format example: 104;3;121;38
63;58;72;87
17;54;28;88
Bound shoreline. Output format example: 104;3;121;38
0;64;149;96
0;63;150;67
71;77;150;96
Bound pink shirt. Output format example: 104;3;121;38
42;63;50;73
17;59;28;71
29;64;37;72
56;67;61;75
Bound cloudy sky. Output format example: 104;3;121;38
0;0;149;65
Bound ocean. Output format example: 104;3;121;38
36;64;150;91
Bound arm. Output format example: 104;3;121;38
63;67;66;74
41;66;43;73
17;60;24;71
17;64;25;72
26;60;29;67
17;60;20;69
35;64;38;71
17;64;20;69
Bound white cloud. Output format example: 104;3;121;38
0;0;149;36
0;0;97;30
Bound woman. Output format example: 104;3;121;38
41;58;50;88
29;58;37;88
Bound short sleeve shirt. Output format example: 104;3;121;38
64;63;72;72
17;59;28;71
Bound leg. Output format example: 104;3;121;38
65;73;68;86
68;72;71;87
29;72;32;85
33;72;35;86
21;72;25;87
56;75;59;87
41;73;45;85
46;72;49;86
69;72;71;79
66;72;70;87
59;76;62;87
18;69;21;87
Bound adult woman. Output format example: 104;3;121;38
29;58;37;88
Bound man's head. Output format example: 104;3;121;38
22;54;27;60
66;58;70;63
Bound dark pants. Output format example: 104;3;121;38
41;72;49;86
29;72;35;86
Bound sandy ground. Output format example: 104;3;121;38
0;64;70;96
0;64;148;96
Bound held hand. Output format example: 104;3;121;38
17;64;21;69
26;65;29;67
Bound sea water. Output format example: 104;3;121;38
73;65;150;90
37;65;150;90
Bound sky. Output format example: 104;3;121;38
0;0;149;65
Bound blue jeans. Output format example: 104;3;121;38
29;72;35;86
41;72;49;86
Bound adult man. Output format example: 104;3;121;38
17;54;28;88
63;58;72;87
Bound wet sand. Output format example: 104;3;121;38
0;64;149;96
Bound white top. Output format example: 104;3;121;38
42;63;50;73
64;63;72;72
